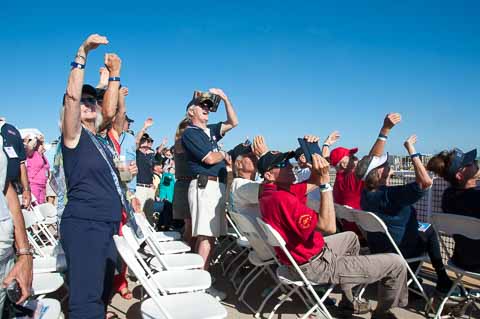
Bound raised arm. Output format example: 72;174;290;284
96;67;109;89
209;88;239;136
311;154;336;234
322;131;340;158
62;34;108;148
136;118;154;149
100;54;122;127
112;87;128;136
368;113;401;156
404;135;432;189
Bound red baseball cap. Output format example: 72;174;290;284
330;147;358;167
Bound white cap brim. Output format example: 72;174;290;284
362;153;389;181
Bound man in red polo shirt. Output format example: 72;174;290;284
258;139;408;319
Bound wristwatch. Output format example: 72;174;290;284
16;247;34;256
319;183;332;192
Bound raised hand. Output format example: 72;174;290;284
119;87;129;97
303;135;320;144
252;136;269;158
208;88;228;101
97;67;110;88
383;113;402;130
104;53;121;75
143;118;154;129
404;135;417;154
161;137;168;146
311;154;331;184
324;131;340;146
81;34;108;54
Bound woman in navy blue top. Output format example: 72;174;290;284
60;34;123;319
356;130;453;294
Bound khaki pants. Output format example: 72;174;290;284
300;231;408;313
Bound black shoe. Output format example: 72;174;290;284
371;310;399;319
337;298;372;315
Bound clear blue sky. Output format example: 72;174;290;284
1;1;479;155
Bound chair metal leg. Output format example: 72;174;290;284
236;265;261;295
222;247;247;276
267;285;300;319
255;282;282;319
230;257;250;288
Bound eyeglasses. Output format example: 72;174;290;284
80;97;97;105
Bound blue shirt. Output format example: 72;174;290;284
1;123;26;184
182;122;226;181
61;128;121;222
119;132;137;191
360;182;427;257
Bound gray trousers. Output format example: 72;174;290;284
300;231;408;313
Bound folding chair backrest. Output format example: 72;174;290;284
37;203;57;218
113;235;172;319
122;224;143;251
226;213;244;238
334;204;357;224
348;210;386;234
432;213;480;240
230;212;275;261
22;209;37;229
134;213;155;236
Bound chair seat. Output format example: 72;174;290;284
144;240;191;255
23;298;62;319
141;291;227;319
32;272;64;296
149;253;204;270
154;231;181;242
248;250;275;267
276;265;304;286
33;254;67;274
152;269;211;294
446;259;480;279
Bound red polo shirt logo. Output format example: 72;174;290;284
298;214;312;230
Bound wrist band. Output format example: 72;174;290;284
319;183;332;192
322;144;330;148
108;77;121;82
410;153;421;159
16;247;34;256
70;61;85;69
377;133;388;142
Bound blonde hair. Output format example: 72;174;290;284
174;117;190;153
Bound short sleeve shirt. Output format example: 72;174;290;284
181;122;226;180
0;122;26;184
136;150;155;185
360;182;427;256
259;182;324;265
119;132;137;190
333;170;364;209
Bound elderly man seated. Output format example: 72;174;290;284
230;136;269;217
258;135;408;319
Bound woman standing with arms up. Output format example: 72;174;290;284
61;34;123;319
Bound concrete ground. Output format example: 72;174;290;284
105;260;480;319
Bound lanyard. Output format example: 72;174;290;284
85;129;143;238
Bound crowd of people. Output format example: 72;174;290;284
0;33;478;319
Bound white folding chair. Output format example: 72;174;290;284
31;272;64;298
256;218;334;319
218;213;250;276
431;213;480;319
132;213;190;255
113;235;227;319
36;203;58;227
335;204;433;314
134;213;181;242
23;209;59;257
122;224;204;271
229;212;280;316
33;254;67;274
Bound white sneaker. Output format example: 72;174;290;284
206;287;227;301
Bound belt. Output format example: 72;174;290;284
193;176;219;182
299;248;326;266
177;176;194;181
137;183;153;187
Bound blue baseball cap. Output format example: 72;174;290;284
447;148;477;178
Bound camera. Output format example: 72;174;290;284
192;91;222;112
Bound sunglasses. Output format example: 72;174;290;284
81;97;97;105
273;160;289;169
